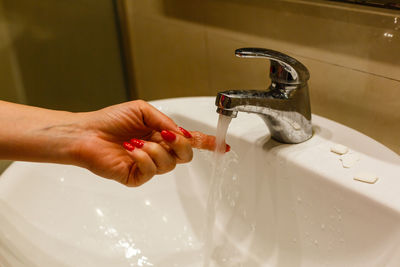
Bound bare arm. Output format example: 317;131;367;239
0;100;84;164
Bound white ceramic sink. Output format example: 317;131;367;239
1;97;400;267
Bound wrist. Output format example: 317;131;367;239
51;111;97;167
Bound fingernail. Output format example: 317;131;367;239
225;144;231;153
161;130;176;142
130;138;145;148
123;141;135;152
178;127;192;138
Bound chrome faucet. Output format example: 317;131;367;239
215;48;312;144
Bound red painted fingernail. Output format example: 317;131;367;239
225;144;231;153
123;141;135;152
178;127;192;138
130;138;145;148
161;130;176;142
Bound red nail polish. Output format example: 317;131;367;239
161;130;176;142
178;127;192;138
225;144;231;153
130;138;144;148
123;141;135;152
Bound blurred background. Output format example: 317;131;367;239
0;0;128;171
0;0;399;172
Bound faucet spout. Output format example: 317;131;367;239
216;89;312;144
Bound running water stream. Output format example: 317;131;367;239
203;114;232;267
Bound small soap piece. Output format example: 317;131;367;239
354;172;379;184
340;153;360;168
331;144;349;155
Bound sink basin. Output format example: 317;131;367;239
1;97;399;267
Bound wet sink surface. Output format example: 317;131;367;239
1;97;400;267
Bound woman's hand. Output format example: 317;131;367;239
0;100;227;187
72;100;225;187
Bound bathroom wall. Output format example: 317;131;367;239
0;0;128;173
0;0;127;111
122;0;400;154
0;1;22;104
0;1;22;173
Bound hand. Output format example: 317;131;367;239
72;100;226;187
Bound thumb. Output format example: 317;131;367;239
137;100;179;133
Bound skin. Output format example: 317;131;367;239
0;100;223;187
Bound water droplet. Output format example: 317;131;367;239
314;240;319;246
321;224;325;230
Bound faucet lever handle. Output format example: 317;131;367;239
235;48;309;85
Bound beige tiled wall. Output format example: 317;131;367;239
123;0;400;154
0;1;24;104
0;1;21;174
1;0;127;112
0;0;128;174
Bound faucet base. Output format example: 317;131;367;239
259;113;312;144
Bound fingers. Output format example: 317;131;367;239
160;130;193;163
123;142;157;187
132;139;177;174
189;131;230;152
119;126;229;187
136;100;179;133
133;100;229;152
122;139;179;186
151;128;230;153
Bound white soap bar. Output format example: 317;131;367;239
340;153;360;168
354;172;379;184
331;144;349;155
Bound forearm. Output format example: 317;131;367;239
0;101;86;165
